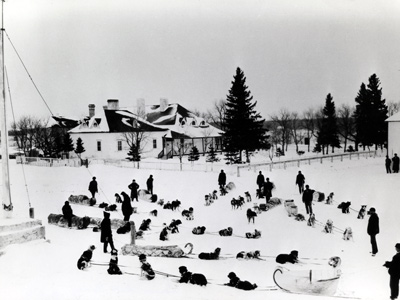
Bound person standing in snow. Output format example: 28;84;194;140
121;191;133;221
88;176;98;199
62;201;73;227
263;178;274;202
384;243;400;300
367;207;380;256
386;155;392;174
128;179;139;202
302;184;314;214
295;171;305;194
100;211;116;253
393;154;400;173
139;254;155;280
256;171;265;191
218;170;226;189
146;175;154;195
77;245;95;270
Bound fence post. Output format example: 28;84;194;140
284;162;286;170
270;163;273;171
341;155;343;162
237;166;240;177
308;159;311;165
320;157;323;164
357;153;360;160
331;156;333;163
297;160;300;167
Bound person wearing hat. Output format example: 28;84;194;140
77;245;95;270
224;272;257;290
146;175;154;195
367;207;380;256
121;191;133;221
100;211;116;253
178;266;208;286
128;179;140;202
218;170;226;189
88;176;98;199
138;254;155;280
384;243;400;300
107;249;122;275
256;171;265;191
295;171;305;194
62;201;74;227
393;153;400;173
302;184;314;215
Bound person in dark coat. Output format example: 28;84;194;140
100;211;116;253
263;178;274;202
88;176;98;199
367;207;379;256
386;156;392;174
146;175;154;195
139;254;155;280
295;171;305;194
178;266;208;286
128;179;140;202
218;170;226;189
302;184;314;214
62;201;73;227
256;171;265;190
121;191;133;221
384;243;400;300
107;249;122;275
115;193;122;203
224;272;257;291
77;245;95;270
393;154;400;173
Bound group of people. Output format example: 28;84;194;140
386;154;400;173
256;171;275;202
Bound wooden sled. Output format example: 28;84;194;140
48;213;126;230
121;242;193;258
273;264;341;296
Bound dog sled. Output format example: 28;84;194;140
138;189;158;202
121;242;193;258
47;213;126;230
284;199;298;216
273;259;341;296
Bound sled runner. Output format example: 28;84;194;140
273;264;341;296
122;242;193;258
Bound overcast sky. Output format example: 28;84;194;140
4;0;400;122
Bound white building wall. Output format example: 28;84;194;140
388;121;400;157
70;131;166;160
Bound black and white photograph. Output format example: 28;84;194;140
1;1;400;299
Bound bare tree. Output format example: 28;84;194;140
290;112;305;153
337;104;356;152
11;115;41;156
120;110;151;160
387;100;400;117
302;108;315;152
206;99;226;130
270;108;291;155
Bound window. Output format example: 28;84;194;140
153;139;157;149
117;140;122;151
97;140;102;151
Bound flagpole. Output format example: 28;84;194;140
1;0;13;218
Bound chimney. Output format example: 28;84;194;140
160;98;168;112
137;98;145;117
88;104;95;117
107;99;119;110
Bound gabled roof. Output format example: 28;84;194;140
54;101;223;138
386;112;400;122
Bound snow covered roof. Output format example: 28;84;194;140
53;101;223;138
386;112;400;122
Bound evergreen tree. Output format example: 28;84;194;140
75;137;85;155
127;144;141;161
188;146;200;162
354;74;388;149
62;132;75;158
206;145;220;163
222;67;269;163
319;93;340;154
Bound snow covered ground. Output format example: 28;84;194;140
0;150;396;300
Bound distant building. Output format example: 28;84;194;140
52;99;223;160
386;112;400;156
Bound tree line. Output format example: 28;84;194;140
11;68;396;164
